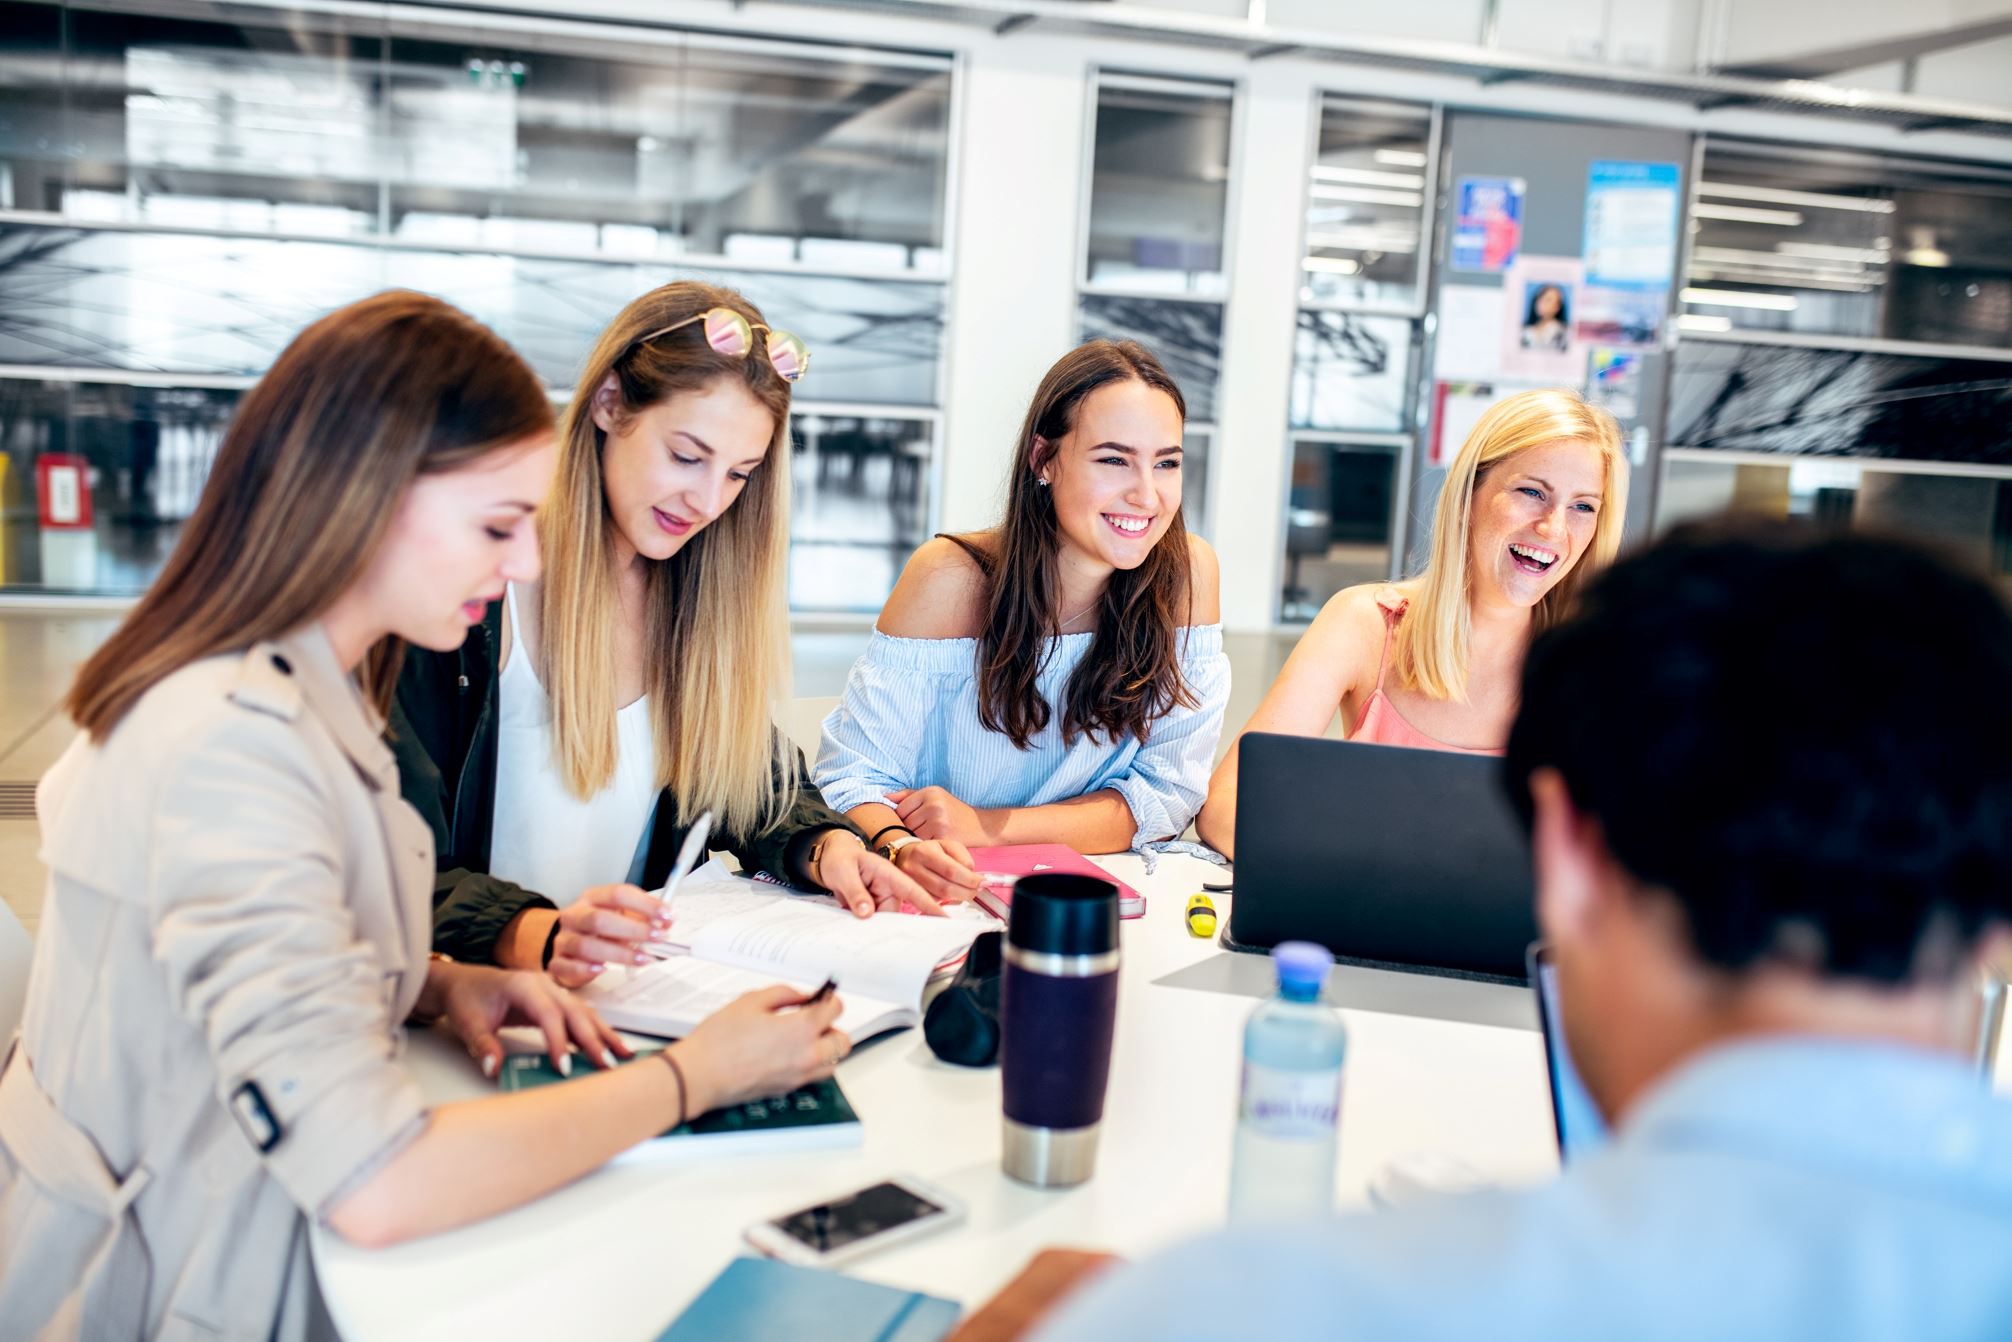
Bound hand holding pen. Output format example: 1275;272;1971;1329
536;813;711;987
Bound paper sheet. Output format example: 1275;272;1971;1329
644;858;993;1007
588;956;904;1041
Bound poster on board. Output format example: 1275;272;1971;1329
1499;255;1585;382
1587;347;1642;420
1579;160;1680;348
1451;177;1525;274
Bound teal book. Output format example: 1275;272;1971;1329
496;1052;862;1157
658;1257;960;1342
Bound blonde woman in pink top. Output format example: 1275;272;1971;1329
1198;388;1626;857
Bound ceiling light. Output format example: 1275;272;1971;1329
1677;313;1733;332
1698;181;1896;214
1303;256;1362;275
1682;287;1800;310
1694;203;1804;226
1774;242;1888;264
1310;165;1425;189
1309;185;1423;207
1902;226;1949;267
1373;148;1428;167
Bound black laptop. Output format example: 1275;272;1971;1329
1226;732;1536;982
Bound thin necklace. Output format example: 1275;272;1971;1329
1056;598;1096;632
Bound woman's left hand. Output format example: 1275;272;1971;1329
435;961;633;1080
813;832;946;918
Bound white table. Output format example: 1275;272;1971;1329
313;853;1559;1340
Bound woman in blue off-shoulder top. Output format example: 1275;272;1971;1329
815;339;1230;906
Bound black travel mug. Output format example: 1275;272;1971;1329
999;872;1121;1187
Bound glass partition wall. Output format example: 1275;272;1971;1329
1279;96;1434;621
1666;139;2012;590
1077;72;1232;538
0;1;953;607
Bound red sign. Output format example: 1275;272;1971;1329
36;454;92;531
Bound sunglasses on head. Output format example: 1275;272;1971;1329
631;306;810;383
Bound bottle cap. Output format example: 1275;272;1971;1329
1273;940;1334;993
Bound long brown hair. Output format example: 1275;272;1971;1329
69;290;553;739
949;339;1197;751
538;281;796;836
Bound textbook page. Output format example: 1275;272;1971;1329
584;957;912;1041
646;859;994;1006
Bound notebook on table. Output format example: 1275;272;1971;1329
497;1051;862;1162
966;844;1146;919
658;1257;959;1342
580;859;995;1044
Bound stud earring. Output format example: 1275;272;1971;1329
1036;477;1049;487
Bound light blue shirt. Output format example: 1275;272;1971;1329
1037;1038;2012;1341
814;626;1230;844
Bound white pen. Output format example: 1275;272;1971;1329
640;810;716;957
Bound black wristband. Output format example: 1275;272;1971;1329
540;918;562;969
866;823;915;850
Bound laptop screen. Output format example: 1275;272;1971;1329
1531;946;1608;1161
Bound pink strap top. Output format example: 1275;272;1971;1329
1350;597;1504;757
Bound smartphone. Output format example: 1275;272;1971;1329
743;1175;965;1268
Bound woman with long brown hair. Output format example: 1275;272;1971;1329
815;338;1229;894
0;292;848;1340
398;280;937;990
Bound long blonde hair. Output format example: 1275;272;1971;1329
539;281;795;836
69;291;552;738
1394;387;1628;703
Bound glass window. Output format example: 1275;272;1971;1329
1078;293;1222;424
1667;339;2012;467
1657;456;2012;595
788;412;936;612
0;5;952;597
1302;98;1432;310
1280;439;1403;621
382;34;951;269
1289;311;1415;433
0;377;240;594
1683;141;2012;350
1084;75;1231;296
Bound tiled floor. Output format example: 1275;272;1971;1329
0;610;1307;940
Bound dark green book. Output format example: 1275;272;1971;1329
497;1052;862;1159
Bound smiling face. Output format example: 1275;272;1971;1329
1039;377;1184;576
594;375;775;563
356;433;555;651
1467;438;1608;609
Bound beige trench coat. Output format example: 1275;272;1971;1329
0;626;437;1341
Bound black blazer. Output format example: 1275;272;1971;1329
389;602;857;963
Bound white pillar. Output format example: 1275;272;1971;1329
1212;65;1317;631
937;37;1091;535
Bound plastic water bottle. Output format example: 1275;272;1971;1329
1227;941;1346;1221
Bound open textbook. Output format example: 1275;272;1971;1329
581;859;997;1043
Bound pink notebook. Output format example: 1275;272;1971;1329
965;844;1146;920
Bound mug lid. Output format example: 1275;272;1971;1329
1006;872;1119;957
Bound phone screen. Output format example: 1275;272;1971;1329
1534;953;1608;1160
771;1182;945;1254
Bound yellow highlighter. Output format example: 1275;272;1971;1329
1184;893;1217;939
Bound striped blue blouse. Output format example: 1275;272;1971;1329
814;625;1231;844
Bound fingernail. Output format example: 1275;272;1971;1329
597;1049;612;1068
633;951;649;965
559;1054;573;1077
588;963;604;973
481;1054;498;1079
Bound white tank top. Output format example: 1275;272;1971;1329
489;584;660;905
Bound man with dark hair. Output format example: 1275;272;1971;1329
979;521;2012;1341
